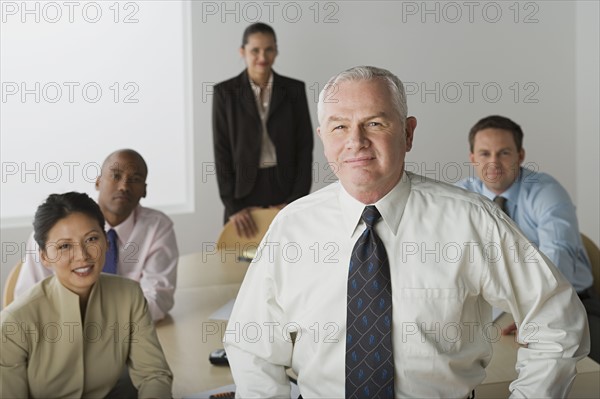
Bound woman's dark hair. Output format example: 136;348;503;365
241;22;277;47
33;192;105;249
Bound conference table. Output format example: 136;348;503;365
156;252;600;399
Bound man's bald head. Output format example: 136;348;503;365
101;149;148;179
95;149;148;226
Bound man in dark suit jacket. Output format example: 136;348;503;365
212;24;313;238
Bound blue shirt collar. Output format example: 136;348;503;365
480;168;523;216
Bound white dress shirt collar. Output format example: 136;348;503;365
480;175;520;217
249;72;274;112
338;172;412;237
105;205;138;244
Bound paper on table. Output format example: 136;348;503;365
183;381;300;399
209;299;236;321
183;384;236;399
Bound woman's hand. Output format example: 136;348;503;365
230;207;259;238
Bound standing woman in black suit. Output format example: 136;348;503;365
212;22;314;237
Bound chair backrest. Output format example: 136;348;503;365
3;261;23;309
581;233;600;294
216;208;279;259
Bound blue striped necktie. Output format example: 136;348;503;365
103;229;118;274
346;206;394;398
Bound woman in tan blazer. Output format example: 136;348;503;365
0;192;172;398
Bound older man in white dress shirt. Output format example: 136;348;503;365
224;66;589;398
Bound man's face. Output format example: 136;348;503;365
317;79;416;202
95;152;147;225
470;128;525;195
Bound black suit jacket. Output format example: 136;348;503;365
212;70;314;216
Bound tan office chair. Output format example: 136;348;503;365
3;261;23;308
216;208;279;260
581;233;600;294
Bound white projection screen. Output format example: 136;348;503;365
0;0;194;227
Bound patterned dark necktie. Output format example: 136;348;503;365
103;229;118;274
493;196;509;216
346;206;394;399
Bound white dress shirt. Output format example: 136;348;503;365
14;205;178;321
224;172;589;398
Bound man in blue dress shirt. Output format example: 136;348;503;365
456;115;599;362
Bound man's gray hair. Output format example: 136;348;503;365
317;66;408;124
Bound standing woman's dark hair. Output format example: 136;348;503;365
33;192;105;249
241;22;277;47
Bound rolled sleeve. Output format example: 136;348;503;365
224;232;294;397
138;218;179;322
480;212;590;397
